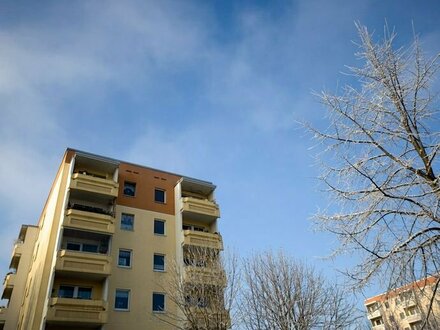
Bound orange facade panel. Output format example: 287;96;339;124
116;162;181;215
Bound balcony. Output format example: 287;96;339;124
372;325;385;330
64;208;114;234
70;172;119;197
1;273;15;300
183;230;223;250
181;197;220;223
367;309;382;320
406;312;422;323
46;297;107;325
188;308;230;328
184;266;226;286
0;307;6;328
9;240;23;269
402;298;417;308
55;250;111;278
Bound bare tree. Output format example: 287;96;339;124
240;251;359;330
155;246;239;330
308;23;440;326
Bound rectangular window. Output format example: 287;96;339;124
66;242;98;253
153;254;165;271
154;219;165;235
59;285;75;298
123;182;136;197
121;213;134;231
118;249;132;267
82;243;98;253
152;293;165;312
59;285;92;300
154;188;166;203
77;287;92;299
115;289;130;310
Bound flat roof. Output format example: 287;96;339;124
67;147;216;188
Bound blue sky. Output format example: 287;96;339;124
1;0;440;302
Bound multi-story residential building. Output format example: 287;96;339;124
365;276;440;330
0;148;227;330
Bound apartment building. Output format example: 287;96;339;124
365;276;440;330
0;148;228;330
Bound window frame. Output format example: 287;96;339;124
121;213;135;231
154;188;166;204
66;241;99;253
152;292;165;312
153;254;165;272
123;181;136;197
58;285;92;300
154;219;165;236
118;249;132;268
114;289;130;311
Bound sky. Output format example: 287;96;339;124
1;0;440;305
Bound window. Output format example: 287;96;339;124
115;289;130;310
66;242;98;253
118;249;132;267
123;182;136;197
400;312;405;319
384;301;389;309
59;285;92;300
152;293;165;312
154;254;165;271
154;188;166;203
154;219;165;235
121;213;134;231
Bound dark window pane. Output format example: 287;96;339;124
77;287;92;300
118;250;131;267
154;254;165;271
82;244;98;253
115;290;129;310
154;189;165;203
124;182;136;197
66;242;81;251
153;293;165;312
59;285;74;298
121;213;134;230
154;220;165;235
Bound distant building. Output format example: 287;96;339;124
0;148;227;329
365;276;440;329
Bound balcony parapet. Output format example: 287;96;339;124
367;309;382;320
70;173;119;197
9;240;23;270
0;307;6;324
187;308;230;328
181;197;220;221
407;312;422;323
64;209;114;234
55;250;111;277
1;273;15;300
184;266;226;286
372;325;385;330
183;230;223;250
46;297;108;325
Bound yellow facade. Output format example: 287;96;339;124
365;276;440;330
0;148;227;330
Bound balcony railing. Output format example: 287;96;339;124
46;297;108;325
184;266;226;286
372;325;385;330
9;240;23;269
1;273;15;300
183;230;223;250
406;312;422;323
0;307;6;324
64;208;114;234
181;197;220;221
367;309;382;320
187;308;230;328
70;172;119;197
55;250;111;277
